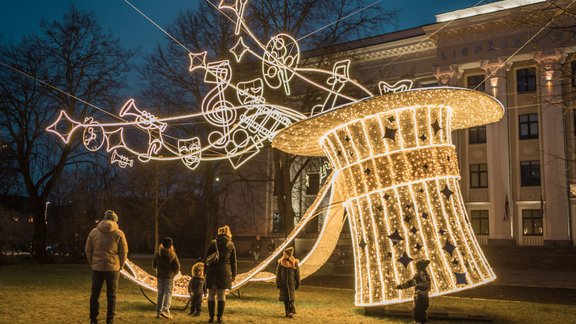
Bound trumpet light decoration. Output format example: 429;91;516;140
273;87;503;305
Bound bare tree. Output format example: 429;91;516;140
0;6;134;259
138;0;396;245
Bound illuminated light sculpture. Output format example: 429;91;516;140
272;87;503;306
44;0;506;306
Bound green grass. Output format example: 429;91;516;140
0;263;574;323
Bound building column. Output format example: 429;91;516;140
534;49;571;246
481;58;514;245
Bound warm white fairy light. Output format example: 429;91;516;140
44;0;505;307
273;88;503;306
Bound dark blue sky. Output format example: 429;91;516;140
0;0;484;92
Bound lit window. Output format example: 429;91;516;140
519;113;538;140
469;126;486;144
520;161;540;186
522;209;543;236
306;173;320;195
467;75;485;92
471;210;489;235
516;68;536;93
470;164;488;188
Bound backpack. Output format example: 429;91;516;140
205;240;220;266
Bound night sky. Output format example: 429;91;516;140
0;0;485;92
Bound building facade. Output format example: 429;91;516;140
260;0;576;249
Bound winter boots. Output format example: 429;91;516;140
217;301;225;323
283;301;295;318
208;300;215;323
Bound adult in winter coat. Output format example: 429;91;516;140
205;225;237;323
85;210;128;324
396;259;431;324
152;237;181;319
275;247;300;318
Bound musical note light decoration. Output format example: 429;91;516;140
45;0;504;307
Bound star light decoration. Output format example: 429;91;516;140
45;0;503;307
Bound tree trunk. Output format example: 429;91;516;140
274;149;296;238
31;199;48;261
203;163;219;256
153;164;160;252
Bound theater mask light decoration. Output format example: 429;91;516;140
45;0;503;306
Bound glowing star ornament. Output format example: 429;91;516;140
273;87;503;306
46;111;82;144
230;37;250;62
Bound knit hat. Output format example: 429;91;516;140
283;247;294;257
104;210;118;222
415;259;430;270
162;237;173;249
217;225;232;238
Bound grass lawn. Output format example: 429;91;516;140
0;263;575;323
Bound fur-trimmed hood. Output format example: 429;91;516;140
278;256;299;269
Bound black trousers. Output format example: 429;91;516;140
192;293;203;312
90;270;119;321
413;293;429;323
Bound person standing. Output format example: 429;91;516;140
275;247;300;318
396;259;431;324
85;210;128;324
152;237;181;319
250;235;262;266
205;225;237;323
188;262;207;316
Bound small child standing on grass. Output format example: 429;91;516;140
153;237;181;319
396;259;431;324
275;247;300;318
188;262;207;316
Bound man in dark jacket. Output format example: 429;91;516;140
85;210;128;324
396;259;431;324
205;225;237;323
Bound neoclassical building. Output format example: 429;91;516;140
239;0;576;249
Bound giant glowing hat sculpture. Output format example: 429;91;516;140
44;0;504;306
273;87;502;305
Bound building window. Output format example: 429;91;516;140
522;209;543;236
520;161;541;186
516;68;536;93
467;75;485;92
421;82;438;88
470;210;489;235
306;173;320;195
519;113;538;140
469;126;487;144
470;164;488;188
272;210;283;233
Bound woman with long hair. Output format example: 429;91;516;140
205;225;237;323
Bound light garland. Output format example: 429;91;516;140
272;88;503;306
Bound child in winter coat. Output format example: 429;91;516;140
396;259;431;324
152;237;181;319
188;262;207;316
275;247;300;318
